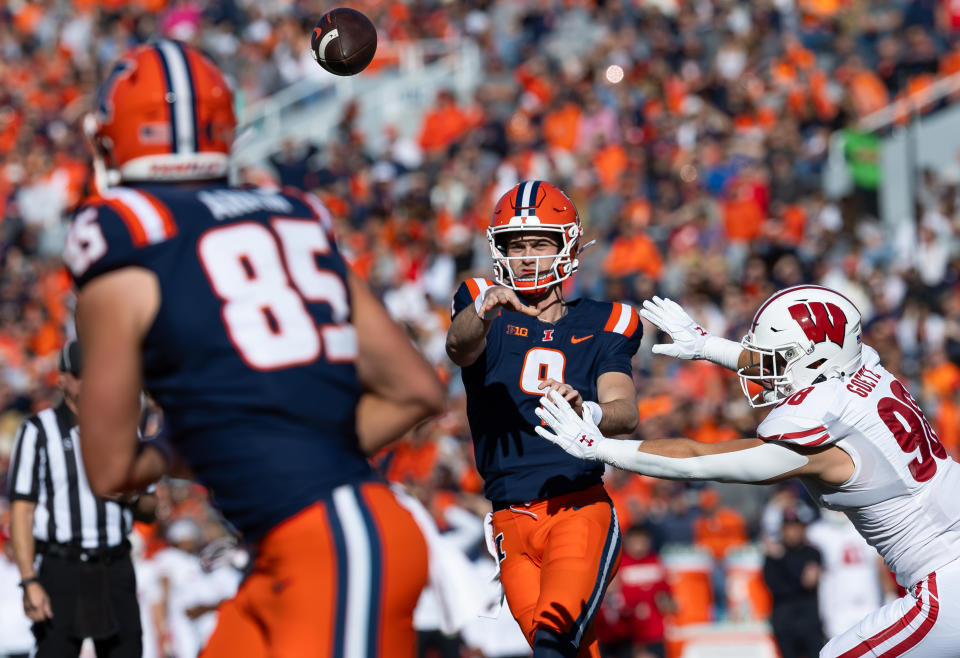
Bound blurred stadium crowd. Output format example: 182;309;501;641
4;0;960;656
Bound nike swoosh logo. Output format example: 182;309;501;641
571;335;594;344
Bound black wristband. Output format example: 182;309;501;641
19;576;39;589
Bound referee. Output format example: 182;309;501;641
6;341;153;658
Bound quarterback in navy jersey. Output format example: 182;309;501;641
446;180;641;657
64;41;443;658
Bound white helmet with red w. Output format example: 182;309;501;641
739;285;863;407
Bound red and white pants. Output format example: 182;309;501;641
821;559;960;657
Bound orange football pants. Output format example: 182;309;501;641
200;482;428;658
492;484;622;657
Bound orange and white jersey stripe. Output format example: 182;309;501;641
465;277;495;302
603;302;640;337
92;187;177;246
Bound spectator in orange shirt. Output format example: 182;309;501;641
604;213;663;282
694;487;748;561
722;180;766;243
417;89;474;156
694;487;748;620
543;97;581;152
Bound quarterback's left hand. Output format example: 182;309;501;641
535;390;606;461
537;378;584;416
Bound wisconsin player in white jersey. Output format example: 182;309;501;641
807;510;886;640
535;285;960;657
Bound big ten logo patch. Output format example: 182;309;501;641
506;324;529;337
495;533;506;563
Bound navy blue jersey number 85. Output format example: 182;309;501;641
197;218;355;371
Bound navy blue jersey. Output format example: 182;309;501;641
64;183;375;539
452;277;642;504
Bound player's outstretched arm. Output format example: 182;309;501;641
540;372;639;435
534;390;818;484
76;267;167;497
446;285;538;367
640;296;748;371
351;270;445;455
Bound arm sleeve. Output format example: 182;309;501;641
594;439;810;483
451;277;495;318
7;420;41;502
596;303;643;376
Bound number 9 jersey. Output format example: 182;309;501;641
452;278;643;505
64;183;374;540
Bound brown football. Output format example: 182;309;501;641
310;8;378;76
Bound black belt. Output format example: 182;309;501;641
492;500;525;512
36;540;130;564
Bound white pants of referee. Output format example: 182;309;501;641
821;558;960;657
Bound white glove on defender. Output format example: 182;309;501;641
536;392;810;482
535;390;604;461
640;296;710;359
640;296;742;371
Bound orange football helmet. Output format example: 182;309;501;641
487;180;583;292
85;39;236;188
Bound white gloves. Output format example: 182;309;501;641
535;390;605;461
640;296;743;371
640;296;710;360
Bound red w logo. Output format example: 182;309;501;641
788;302;847;346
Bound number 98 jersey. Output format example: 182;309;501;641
452;278;642;505
64;183;374;540
758;345;960;587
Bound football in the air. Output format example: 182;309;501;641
311;8;378;76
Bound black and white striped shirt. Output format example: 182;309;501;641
6;402;132;550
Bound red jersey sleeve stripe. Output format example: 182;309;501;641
758;426;828;442
798;433;832;447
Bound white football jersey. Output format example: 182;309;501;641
758;345;960;587
806;513;883;638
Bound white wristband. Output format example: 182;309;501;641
474;291;486;316
582;401;603;426
702;335;743;371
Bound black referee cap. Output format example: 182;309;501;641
58;340;82;376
